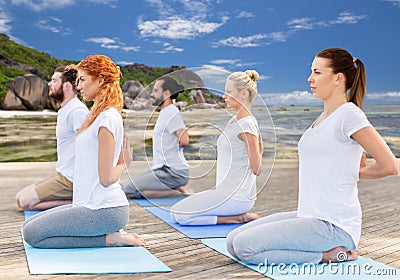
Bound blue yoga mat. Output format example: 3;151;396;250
131;196;186;207
201;238;400;279
146;207;243;239
22;211;171;274
23;240;171;274
24;210;41;219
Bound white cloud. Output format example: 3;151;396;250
259;91;400;106
214;34;267;48
0;8;12;34
154;42;184;53
87;0;117;7
384;0;400;7
193;65;230;93
210;59;241;65
8;0;116;12
35;18;72;35
287;17;314;30
209;58;260;70
365;91;400;105
139;0;228;40
85;37;140;52
9;0;75;12
138;17;225;39
330;11;367;24
260;91;322;106
215;11;366;49
145;0;175;18
288;12;367;31
236;11;255;19
116;61;134;66
214;32;287;48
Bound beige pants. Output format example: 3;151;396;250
35;172;73;201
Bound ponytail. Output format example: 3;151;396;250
347;58;366;109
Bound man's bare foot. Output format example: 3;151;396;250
321;246;358;263
176;186;195;196
106;231;146;247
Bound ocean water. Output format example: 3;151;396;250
266;105;400;159
0;105;399;162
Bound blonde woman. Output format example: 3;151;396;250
22;55;145;248
170;70;263;225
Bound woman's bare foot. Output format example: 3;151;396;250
217;212;260;224
241;212;260;223
176;186;195;196
106;231;146;247
321;246;358;263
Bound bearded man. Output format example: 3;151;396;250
16;65;89;210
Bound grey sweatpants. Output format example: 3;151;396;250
226;211;355;265
22;204;129;248
122;165;189;198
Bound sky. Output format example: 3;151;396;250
0;0;399;105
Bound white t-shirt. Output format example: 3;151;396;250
297;102;372;246
216;115;259;201
152;104;189;171
55;97;89;182
73;108;129;210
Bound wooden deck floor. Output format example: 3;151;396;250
0;160;399;279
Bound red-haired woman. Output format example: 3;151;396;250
22;55;145;248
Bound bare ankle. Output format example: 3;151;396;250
321;247;358;263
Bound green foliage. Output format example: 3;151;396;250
177;90;194;105
0;34;76;81
0;33;221;107
120;66;179;87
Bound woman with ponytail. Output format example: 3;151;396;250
170;70;263;225
226;48;398;265
22;55;145;248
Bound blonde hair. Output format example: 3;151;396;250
77;55;123;133
228;70;259;103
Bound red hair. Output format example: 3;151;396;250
77;55;123;132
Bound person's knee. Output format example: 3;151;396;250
171;213;193;225
230;234;256;263
16;185;40;210
226;231;238;258
21;223;40;247
16;195;36;210
170;204;192;225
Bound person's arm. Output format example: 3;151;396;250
351;126;399;179
175;128;189;148
239;132;263;176
98;128;132;187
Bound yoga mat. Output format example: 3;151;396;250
22;212;171;274
131;196;186;207
201;238;400;279
23;241;171;274
24;210;41;219
146;207;242;239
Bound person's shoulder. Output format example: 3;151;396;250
238;115;258;126
97;108;121;122
165;104;180;113
342;102;365;115
67;98;89;111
